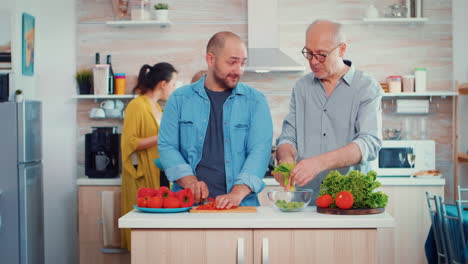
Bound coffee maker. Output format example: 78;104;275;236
85;126;120;178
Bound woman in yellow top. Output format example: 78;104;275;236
120;62;178;250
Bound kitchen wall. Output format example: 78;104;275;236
453;0;468;188
2;0;78;263
76;0;455;195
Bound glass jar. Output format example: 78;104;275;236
112;0;130;20
131;0;150;21
402;75;415;93
387;75;402;93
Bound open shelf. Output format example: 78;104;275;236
105;20;171;27
73;94;136;99
382;91;458;98
458;153;468;162
0;69;13;74
363;17;429;24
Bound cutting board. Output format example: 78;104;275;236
190;206;257;213
317;207;384;215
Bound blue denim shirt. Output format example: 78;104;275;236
158;76;273;206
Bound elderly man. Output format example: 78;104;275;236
159;31;273;208
274;20;383;201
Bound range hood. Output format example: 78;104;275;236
246;0;305;73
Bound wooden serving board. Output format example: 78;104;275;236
317;207;384;215
190;206;257;213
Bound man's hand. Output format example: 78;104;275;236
176;175;209;203
215;185;251;209
272;158;295;189
187;181;209;203
290;157;324;187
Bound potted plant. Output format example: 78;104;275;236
75;69;93;94
153;3;169;21
15;89;23;103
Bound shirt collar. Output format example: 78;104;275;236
192;75;246;97
342;60;355;86
313;59;355;86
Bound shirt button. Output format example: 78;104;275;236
224;122;227;125
226;160;230;163
199;137;203;140
323;133;326;136
324;109;327;112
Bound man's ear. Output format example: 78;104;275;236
338;43;347;58
206;53;215;67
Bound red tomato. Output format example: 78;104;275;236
335;191;354;209
137;196;150;208
316;194;332;208
163;196;181;208
147;195;163;208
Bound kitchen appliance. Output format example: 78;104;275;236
246;0;305;72
0;101;44;264
85;126;120;178
369;140;435;177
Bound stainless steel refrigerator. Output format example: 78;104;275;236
0;101;44;264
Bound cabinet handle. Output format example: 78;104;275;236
237;237;244;264
262;238;269;264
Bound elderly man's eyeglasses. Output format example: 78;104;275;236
301;44;342;63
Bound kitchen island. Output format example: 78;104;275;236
119;206;394;264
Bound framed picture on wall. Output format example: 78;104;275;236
22;13;35;76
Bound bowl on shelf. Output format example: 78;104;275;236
104;108;122;119
266;189;313;212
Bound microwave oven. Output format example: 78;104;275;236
369;140;435;177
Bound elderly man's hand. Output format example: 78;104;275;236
290;157;323;187
272;159;295;188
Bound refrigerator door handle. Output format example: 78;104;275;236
0;189;2;232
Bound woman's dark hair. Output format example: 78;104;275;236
133;62;177;94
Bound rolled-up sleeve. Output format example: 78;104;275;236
277;88;297;150
233;95;273;193
352;84;383;163
158;93;195;182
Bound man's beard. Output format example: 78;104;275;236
213;67;240;90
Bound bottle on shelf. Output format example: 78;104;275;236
107;55;114;94
114;73;126;95
95;52;100;65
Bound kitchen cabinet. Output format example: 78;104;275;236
131;228;376;264
132;229;253;264
78;186;130;264
120;207;394;264
253;229;376;264
376;184;444;264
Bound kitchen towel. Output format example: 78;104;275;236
101;190;121;248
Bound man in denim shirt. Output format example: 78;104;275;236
159;32;273;207
274;20;383;202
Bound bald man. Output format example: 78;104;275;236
159;31;273;208
274;20;383;203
